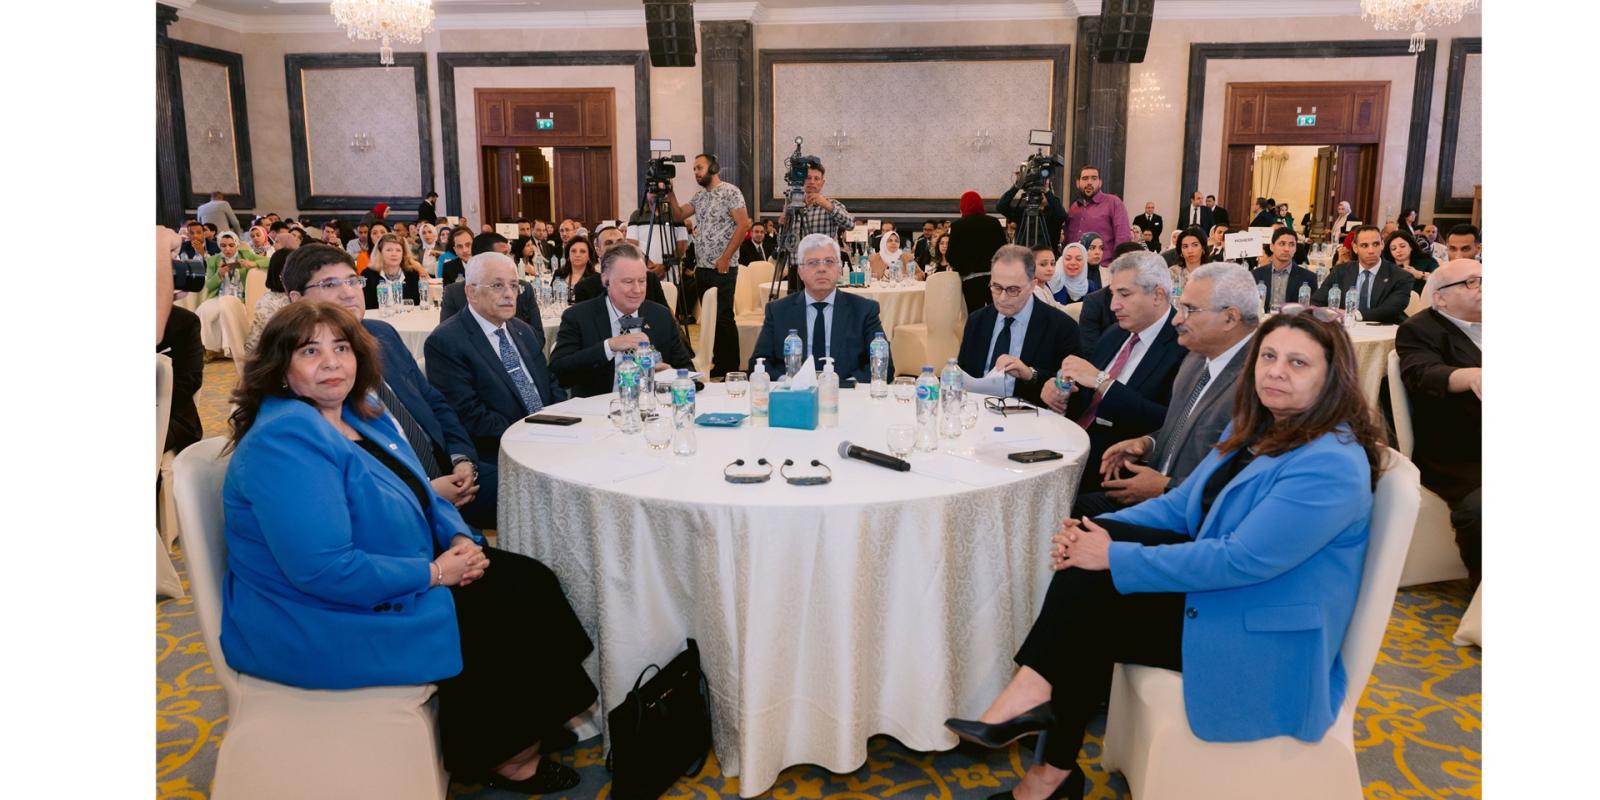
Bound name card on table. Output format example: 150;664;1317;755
495;223;521;240
867;219;882;231
846;225;871;243
1224;231;1267;261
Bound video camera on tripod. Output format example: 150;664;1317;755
783;137;823;190
1015;129;1063;195
645;152;686;194
768;137;822;300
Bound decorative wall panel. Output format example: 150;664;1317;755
302;67;422;196
1449;53;1480;198
178;57;238;195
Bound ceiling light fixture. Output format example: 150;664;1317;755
329;0;435;66
1360;0;1479;54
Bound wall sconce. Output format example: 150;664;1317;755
828;128;851;150
204;126;224;145
969;130;992;152
350;133;375;152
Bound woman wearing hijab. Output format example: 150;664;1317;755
869;229;916;281
1077;231;1107;285
947;190;1008;310
1042;241;1100;305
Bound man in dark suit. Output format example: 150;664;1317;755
1134;202;1164;246
551;243;694;398
1176;192;1212;234
575;224;671;309
1248;197;1278;228
281;244;495;526
738;223;778;266
1311;225;1415;323
956;245;1080;406
1251;227;1319;310
441;275;543;337
439;226;476;284
1076;241;1147;356
416;191;439;225
425;252;565;462
1205;195;1230;230
749;233;890;382
1072;263;1259;516
1395;258;1482;586
1040;251;1189;493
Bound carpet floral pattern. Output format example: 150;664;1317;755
158;361;1481;799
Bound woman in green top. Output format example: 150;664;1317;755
204;231;269;300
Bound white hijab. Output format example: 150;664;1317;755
1052;243;1091;299
877;231;905;264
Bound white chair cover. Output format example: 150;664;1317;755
155;354;183;599
1452;583;1482;647
244;269;268;316
1386;351;1470;586
694;287;718;375
1099;449;1423;800
890;271;964;375
1404;290;1430;318
661;280;679;318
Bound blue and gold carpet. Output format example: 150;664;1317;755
160;361;1480;799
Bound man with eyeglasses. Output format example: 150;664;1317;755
551;243;694;398
1040;251;1188;493
1072;263;1259;517
1311;224;1414;324
749;233;889;382
955;245;1079;406
280;244;496;527
1395;258;1483;588
425;252;564;464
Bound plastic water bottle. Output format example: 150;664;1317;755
418;279;430;309
1343;287;1359;328
783;329;804;377
914;366;940;451
616;355;642;433
869;332;890;398
751;358;771;420
939;358;964;439
637;342;657;395
1297;283;1312;306
671;369;697;455
818;356;840;428
376;278;392;316
1256;281;1268;314
1327;284;1342;311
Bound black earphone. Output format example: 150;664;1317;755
703;154;720;175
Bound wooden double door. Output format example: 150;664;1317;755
477;88;616;227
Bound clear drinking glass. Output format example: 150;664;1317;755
886;424;915;459
642;412;673;450
892;376;916;404
725;371;748;398
961;399;979;430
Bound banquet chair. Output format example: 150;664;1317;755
735;261;776;367
1063;302;1083;322
1385;351;1470;586
694;287;719;375
198;296;252;371
1098;265;1112;288
155;354;183;599
1098;449;1422;800
661;280;679;319
890;271;963;374
172;438;448;800
244;269;268;315
1453;583;1482;647
1404;290;1429;318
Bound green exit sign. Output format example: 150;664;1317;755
521;175;534;184
1296;114;1317;127
536;118;554;130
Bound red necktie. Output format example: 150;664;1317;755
1077;332;1140;429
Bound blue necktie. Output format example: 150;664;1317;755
989;316;1014;371
1357;270;1373;315
495;328;544;414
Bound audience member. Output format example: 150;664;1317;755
948;190;1009;312
1045;242;1100;305
354;222;390;271
1064;165;1130;256
1330;200;1361;242
957;244;1080;406
1397;207;1420;240
358;202;389;228
923;233;954;275
246;225;274;258
362;232;424;308
1072;240;1145;357
625;200;690;278
739;221;777;265
946;308;1386;800
1386;229;1438;291
440;227;477;284
1206;225;1228;261
550;243;694;397
180;221;220;259
197;190;242;235
441;233;541;333
204;231;267;301
1177;192;1211;234
350;222;370;258
1249;197;1278;228
417;190;439;225
157;292;204;454
1395;258;1482;587
554;236;595;294
244;242;293;355
1445;223;1482;262
1172;226;1215;281
575;224;670;308
1312;225;1415;323
1205;194;1230;229
1251;227;1318;311
749;233;890;382
1134;202;1164;246
870;230;916;279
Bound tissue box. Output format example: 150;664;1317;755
769;386;818;430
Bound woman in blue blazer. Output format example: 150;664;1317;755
221;301;596;795
947;308;1388;800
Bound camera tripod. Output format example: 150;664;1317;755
637;185;695;346
766;182;808;303
1014;187;1053;252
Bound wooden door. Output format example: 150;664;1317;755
552;147;615;227
481;146;520;226
1309;145;1335;241
1222;146;1256;228
1330;144;1378;229
517;148;553;223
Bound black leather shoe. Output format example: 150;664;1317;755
987;769;1084;800
467;759;581;795
944;702;1055;749
542;726;579;753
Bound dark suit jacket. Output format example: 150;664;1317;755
572;271;669;308
749;289;889;382
416;200;437;225
1149;343;1250;487
1064;309;1188;491
158;305;204;454
956;299;1081;406
1209;205;1230;230
1311;260;1414;324
423;310;564;461
1394;308;1481;502
947;213;1008;278
739;239;777;266
361;268;420;309
1076;287;1115;357
1134;212;1164;243
1249;210;1278;228
1174;204;1213;234
440;280;543;339
1250;264;1320;306
549;297;695;397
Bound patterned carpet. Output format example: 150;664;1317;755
159;360;1481;799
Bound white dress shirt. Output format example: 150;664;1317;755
1111;309;1175;384
467;304;533;384
1437;309;1483;349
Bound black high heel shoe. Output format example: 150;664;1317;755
944;702;1056;749
987;769;1084;800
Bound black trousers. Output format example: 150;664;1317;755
961;274;993;317
696;268;741;377
1014;518;1188;771
1069;490;1127;519
1448;487;1482;588
436;547;597;774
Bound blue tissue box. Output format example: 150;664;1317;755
769;386;818;430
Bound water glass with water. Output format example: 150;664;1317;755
725;371;748;398
886;424;915;460
892;376;916;404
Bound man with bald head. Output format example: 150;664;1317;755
425;252;564;462
1395;258;1482;587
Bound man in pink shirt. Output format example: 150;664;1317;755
1063;165;1131;256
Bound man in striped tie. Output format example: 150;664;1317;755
1069;263;1259;517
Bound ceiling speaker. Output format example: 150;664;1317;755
1096;0;1155;64
644;0;697;68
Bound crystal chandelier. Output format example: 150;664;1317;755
1360;0;1480;53
330;0;435;66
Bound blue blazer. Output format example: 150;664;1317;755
749;289;890;382
1104;427;1373;743
424;308;564;461
220;395;482;689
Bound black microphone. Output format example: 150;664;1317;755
837;440;911;472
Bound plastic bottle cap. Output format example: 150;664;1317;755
678;369;688;377
993;426;1004;432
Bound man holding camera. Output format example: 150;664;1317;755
780;161;854;280
667;153;750;377
997;164;1068;251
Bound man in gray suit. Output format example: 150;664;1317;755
197;190;242;235
1071;262;1259;517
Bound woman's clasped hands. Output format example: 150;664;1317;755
1050;517;1111;572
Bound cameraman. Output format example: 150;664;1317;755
997;164;1067;251
779;161;853;276
666;153;750;377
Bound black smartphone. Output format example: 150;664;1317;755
1008;449;1064;464
524;414;582;426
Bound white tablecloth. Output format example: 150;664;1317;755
758;281;928;340
497;385;1089;796
1346;323;1399;406
385;306;560;367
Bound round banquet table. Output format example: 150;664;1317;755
1345;323;1398;406
497;385;1089;797
385;305;560;367
760;280;928;340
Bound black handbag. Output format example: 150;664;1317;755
605;638;713;800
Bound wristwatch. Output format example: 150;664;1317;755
1093;370;1110;390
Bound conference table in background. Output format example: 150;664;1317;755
759;280;928;340
1345;323;1399;406
384;305;560;368
497;385;1089;796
